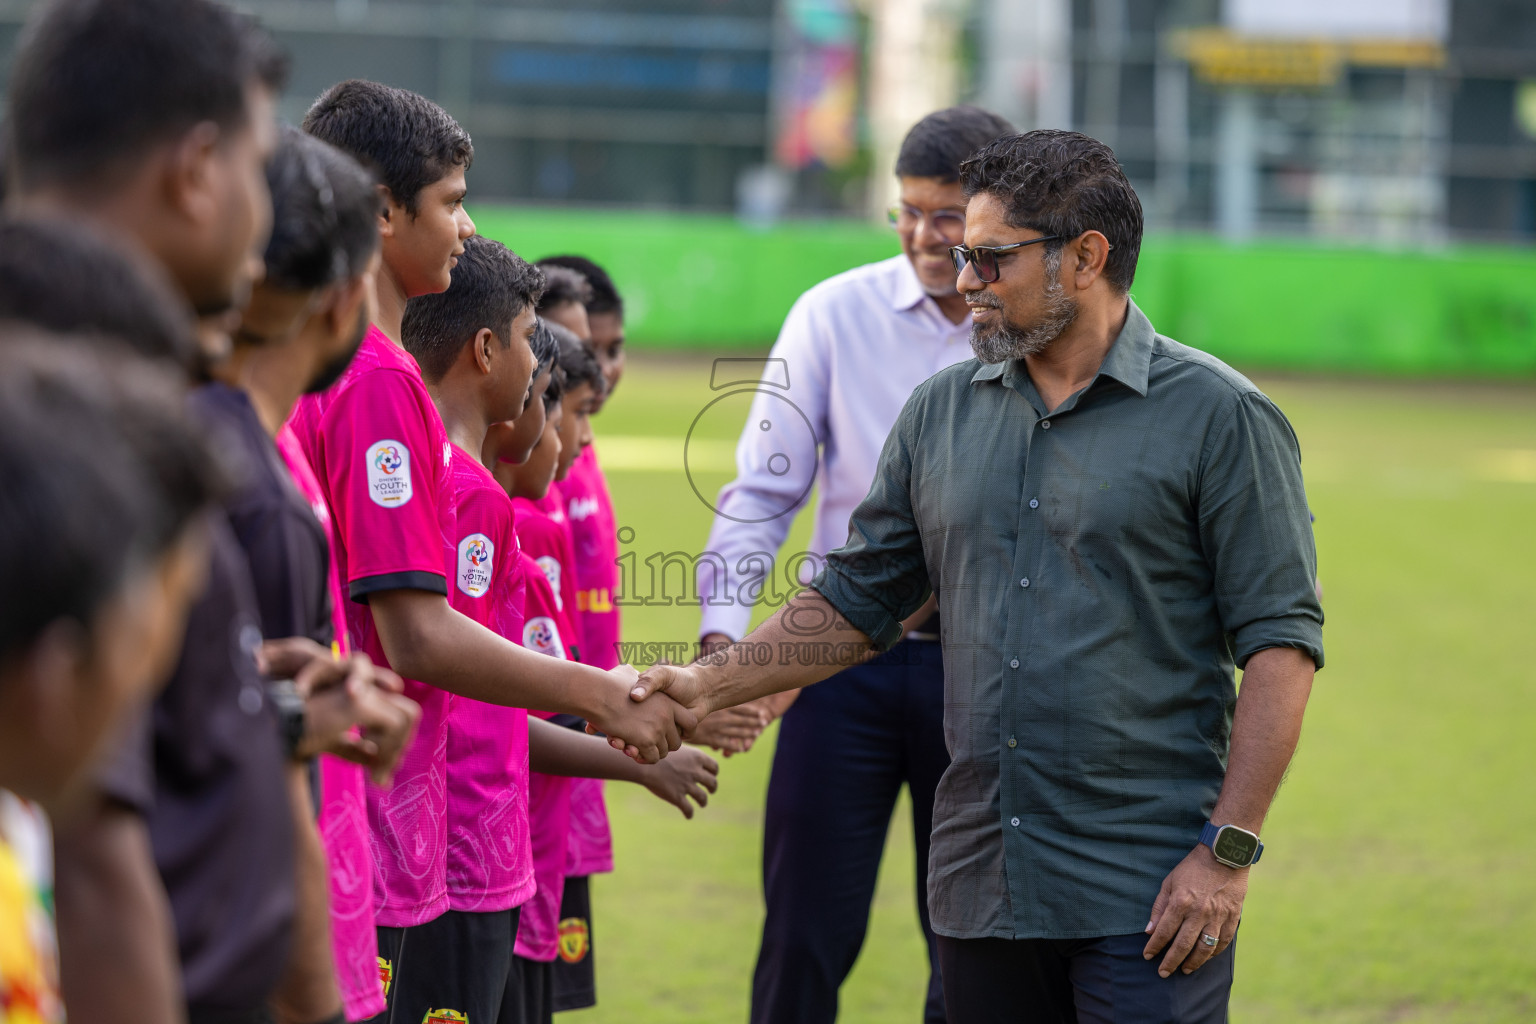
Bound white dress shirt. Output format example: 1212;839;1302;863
697;254;974;640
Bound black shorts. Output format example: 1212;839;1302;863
550;874;596;1012
504;955;553;1024
366;907;519;1024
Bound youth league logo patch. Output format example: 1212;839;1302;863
366;440;413;508
456;533;494;598
523;616;562;657
536;555;562;609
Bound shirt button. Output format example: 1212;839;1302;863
1008;737;1018;748
1019;577;1030;588
1009;658;1020;669
1029;498;1039;509
1011;816;1021;827
1040;420;1051;429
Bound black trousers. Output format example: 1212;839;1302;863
936;932;1236;1024
751;639;949;1024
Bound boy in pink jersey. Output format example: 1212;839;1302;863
294;82;696;1024
400;236;544;1017
535;256;627;673
541;319;615;1011
495;322;721;1024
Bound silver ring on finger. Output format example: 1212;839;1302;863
1201;933;1218;948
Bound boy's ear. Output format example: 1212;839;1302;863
473;327;497;375
377;183;397;237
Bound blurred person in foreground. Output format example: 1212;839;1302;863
691;107;1014;1024
3;3;366;1022
626;129;1323;1023
0;338;223;1024
218;126;422;1024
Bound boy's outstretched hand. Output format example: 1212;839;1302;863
638;746;719;818
586;664;698;763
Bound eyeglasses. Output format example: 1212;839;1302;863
888;204;967;244
949;236;1060;283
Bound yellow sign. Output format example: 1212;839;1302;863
1172;28;1444;89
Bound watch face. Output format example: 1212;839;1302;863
1213;827;1259;866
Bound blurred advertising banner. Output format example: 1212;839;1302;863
772;0;860;169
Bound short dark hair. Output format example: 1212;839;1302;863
401;235;544;383
530;318;563;411
5;0;288;193
263;126;381;292
0;216;200;371
536;255;622;317
0;335;224;661
535;265;592;317
895;106;1016;183
959;130;1143;293
303;80;472;215
547;319;605;399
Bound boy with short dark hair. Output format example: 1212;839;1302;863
534;264;592;342
403;245;718;1023
396;233;543;1020
533;277;626;1013
491;321;718;1024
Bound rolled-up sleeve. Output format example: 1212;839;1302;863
810;395;932;651
1197;390;1325;669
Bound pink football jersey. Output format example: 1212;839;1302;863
288;326;456;928
443;445;534;913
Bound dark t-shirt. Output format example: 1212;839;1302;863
98;387;297;1015
205;382;332;646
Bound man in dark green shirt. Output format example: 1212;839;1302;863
624;130;1322;1023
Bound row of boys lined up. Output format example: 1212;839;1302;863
0;1;719;1023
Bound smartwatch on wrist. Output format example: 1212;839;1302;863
1199;821;1263;868
267;678;307;760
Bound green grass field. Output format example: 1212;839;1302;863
562;354;1536;1023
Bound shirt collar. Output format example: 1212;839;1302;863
889;255;930;314
968;297;1154;398
1092;298;1154;397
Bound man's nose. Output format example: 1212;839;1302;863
955;258;982;293
913;216;949;250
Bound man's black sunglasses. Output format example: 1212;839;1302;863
949;236;1059;283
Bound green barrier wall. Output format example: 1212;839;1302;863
473;206;1536;376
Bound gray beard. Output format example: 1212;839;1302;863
969;284;1079;364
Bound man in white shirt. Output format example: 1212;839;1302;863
694;107;1015;1024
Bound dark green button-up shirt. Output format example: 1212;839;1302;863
811;299;1323;940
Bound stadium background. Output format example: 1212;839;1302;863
4;0;1533;1019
